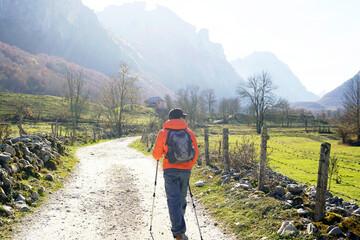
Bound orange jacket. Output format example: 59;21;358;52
152;119;198;170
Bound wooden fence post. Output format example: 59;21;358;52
55;120;58;137
223;128;230;172
204;127;210;166
51;123;54;136
93;127;96;142
258;127;269;191
314;142;331;221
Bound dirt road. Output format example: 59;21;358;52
13;137;231;240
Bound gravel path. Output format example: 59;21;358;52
12;137;231;240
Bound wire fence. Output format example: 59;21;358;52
201;127;360;205
143;126;360;205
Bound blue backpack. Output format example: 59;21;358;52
165;129;195;164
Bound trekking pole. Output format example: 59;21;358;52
189;184;204;240
150;159;160;233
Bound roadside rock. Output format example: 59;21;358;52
45;174;54;182
2;205;14;216
286;184;303;194
0;152;12;163
0;144;16;157
38;186;45;195
239;183;252;190
16;194;26;202
277;221;298;236
274;186;285;197
327;226;344;237
20;205;31;212
353;208;360;215
195;181;205;187
297;208;310;216
31;191;39;202
307;223;317;235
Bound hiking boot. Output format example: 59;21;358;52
175;234;184;240
174;233;188;240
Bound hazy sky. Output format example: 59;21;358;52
82;0;360;96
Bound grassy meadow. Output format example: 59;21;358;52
131;125;360;239
0;92;156;138
1;92;358;203
2;92;359;238
194;124;360;203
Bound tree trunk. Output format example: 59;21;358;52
71;120;76;145
118;109;123;137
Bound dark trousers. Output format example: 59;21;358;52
163;168;191;238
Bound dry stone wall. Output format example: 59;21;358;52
0;133;66;218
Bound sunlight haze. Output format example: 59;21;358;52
82;0;360;96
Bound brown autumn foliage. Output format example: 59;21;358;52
0;41;108;100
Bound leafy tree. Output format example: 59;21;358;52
237;71;277;134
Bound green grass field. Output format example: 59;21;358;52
0;92;157;138
195;125;360;203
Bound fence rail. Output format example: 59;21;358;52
200;126;359;221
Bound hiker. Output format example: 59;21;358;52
152;108;199;240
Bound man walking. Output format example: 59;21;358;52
152;108;199;240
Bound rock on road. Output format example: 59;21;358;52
13;137;231;240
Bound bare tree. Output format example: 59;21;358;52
342;75;360;143
198;95;207;124
164;94;174;112
176;85;200;126
298;109;314;132
101;62;138;136
218;98;230;123
275;98;291;127
12;99;30;138
229;97;241;119
335;110;352;144
237;71;277;134
62;72;89;144
203;88;217;120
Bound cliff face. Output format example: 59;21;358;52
0;0;175;98
0;0;140;75
98;3;243;97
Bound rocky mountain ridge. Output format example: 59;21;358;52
231;51;319;102
97;2;242;97
317;71;360;109
293;71;360;111
0;0;351;103
0;0;140;75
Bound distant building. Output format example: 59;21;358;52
145;96;167;109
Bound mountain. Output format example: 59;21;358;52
231;52;319;102
317;71;360;109
0;41;107;98
0;40;173;100
97;2;242;97
0;0;141;75
0;0;174;99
